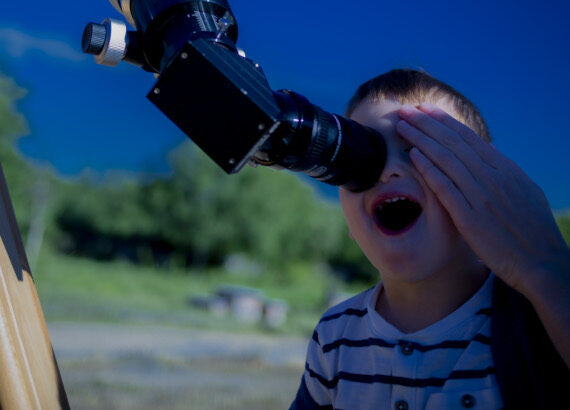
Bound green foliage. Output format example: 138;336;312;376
35;247;333;335
55;142;349;269
0;74;27;145
0;74;34;234
163;143;346;264
557;215;570;246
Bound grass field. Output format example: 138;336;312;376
60;354;304;410
32;249;368;408
49;321;308;409
33;247;367;336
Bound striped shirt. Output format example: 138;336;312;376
293;274;503;409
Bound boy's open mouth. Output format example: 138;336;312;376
373;195;423;235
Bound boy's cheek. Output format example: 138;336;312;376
338;189;357;220
338;189;370;239
338;188;360;213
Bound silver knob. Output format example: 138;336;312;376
83;18;127;67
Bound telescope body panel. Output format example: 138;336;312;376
148;39;281;173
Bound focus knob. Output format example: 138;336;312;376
81;18;127;66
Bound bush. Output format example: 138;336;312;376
557;215;570;246
54;143;348;268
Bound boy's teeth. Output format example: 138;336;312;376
377;196;411;211
374;195;423;233
384;196;407;204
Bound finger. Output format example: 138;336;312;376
409;147;475;227
400;104;463;150
416;103;538;205
396;119;487;204
417;103;501;170
399;105;497;176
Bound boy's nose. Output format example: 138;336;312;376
379;167;400;184
378;150;408;184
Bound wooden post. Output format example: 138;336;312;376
0;164;69;409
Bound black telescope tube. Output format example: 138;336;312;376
130;0;238;72
130;0;234;32
82;0;387;192
258;91;387;192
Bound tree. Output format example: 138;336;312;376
0;74;34;235
557;215;570;246
145;141;347;265
0;74;26;143
55;141;349;268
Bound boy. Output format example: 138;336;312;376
290;69;570;409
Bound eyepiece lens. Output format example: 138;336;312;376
82;23;107;55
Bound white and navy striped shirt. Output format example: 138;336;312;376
294;274;502;409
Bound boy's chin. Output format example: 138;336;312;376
373;240;462;280
376;239;475;284
377;257;434;282
381;265;439;284
365;212;467;279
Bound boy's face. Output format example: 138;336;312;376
339;98;476;282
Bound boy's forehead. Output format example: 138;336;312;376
350;96;458;123
350;98;400;120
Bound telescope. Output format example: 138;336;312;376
82;0;387;192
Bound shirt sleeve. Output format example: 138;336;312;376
290;328;334;409
290;374;333;410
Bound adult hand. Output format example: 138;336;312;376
396;103;569;297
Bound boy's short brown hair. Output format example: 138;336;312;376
346;68;491;142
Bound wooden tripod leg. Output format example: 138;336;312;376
0;164;69;409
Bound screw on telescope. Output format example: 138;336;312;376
215;17;232;41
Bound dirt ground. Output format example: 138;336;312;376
48;322;308;410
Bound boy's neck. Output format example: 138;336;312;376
375;263;489;334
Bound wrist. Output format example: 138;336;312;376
520;248;570;307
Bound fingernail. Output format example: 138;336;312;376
400;105;414;116
419;102;435;111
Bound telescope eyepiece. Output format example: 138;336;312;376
82;23;107;55
82;18;128;67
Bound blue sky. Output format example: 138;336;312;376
1;0;569;210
